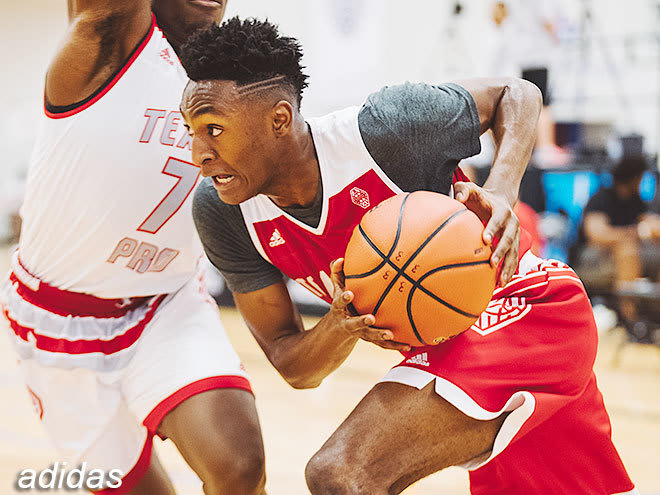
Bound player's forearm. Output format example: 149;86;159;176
485;79;542;207
267;322;359;389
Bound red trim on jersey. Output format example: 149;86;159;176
44;15;157;120
143;375;253;434
4;295;165;355
10;257;156;317
452;166;470;183
92;434;154;495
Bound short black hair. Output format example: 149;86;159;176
612;154;648;183
180;17;309;106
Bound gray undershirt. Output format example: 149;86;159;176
192;82;481;293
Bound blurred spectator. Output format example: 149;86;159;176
486;0;570;168
575;155;660;338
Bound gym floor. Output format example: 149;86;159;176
1;246;659;494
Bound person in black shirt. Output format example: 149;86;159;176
579;155;660;334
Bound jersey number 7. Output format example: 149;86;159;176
137;157;200;234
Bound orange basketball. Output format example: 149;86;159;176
343;191;497;346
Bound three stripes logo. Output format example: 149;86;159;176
159;48;174;66
405;352;430;367
269;229;286;247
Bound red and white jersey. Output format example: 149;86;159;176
18;16;201;298
240;106;481;302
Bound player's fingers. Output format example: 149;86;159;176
356;325;412;352
492;221;520;285
342;315;394;340
489;210;519;263
331;288;354;313
454;181;482;204
482;210;510;244
330;258;346;298
499;235;520;286
341;314;376;334
457;184;494;224
363;338;412;352
453;181;473;203
482;198;513;245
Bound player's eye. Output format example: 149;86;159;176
208;126;223;137
183;125;193;137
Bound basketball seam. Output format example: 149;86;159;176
357;229;489;310
370;208;468;319
345;193;411;280
411;263;488;318
361;230;489;344
405;263;488;345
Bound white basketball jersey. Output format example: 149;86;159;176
19;18;202;298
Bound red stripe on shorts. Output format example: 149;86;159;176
3;295;165;355
10;270;154;318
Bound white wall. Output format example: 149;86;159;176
0;1;67;238
1;0;659;192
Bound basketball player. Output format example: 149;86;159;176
180;18;637;494
0;2;266;494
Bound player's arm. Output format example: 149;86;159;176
234;259;409;389
454;77;542;284
192;183;405;390
46;0;153;107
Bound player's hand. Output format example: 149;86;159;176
454;181;520;285
327;259;411;352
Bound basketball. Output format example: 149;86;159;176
343;191;497;346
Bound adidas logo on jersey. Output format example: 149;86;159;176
159;48;174;66
269;229;286;247
405;352;430;367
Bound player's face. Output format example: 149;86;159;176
181;80;280;205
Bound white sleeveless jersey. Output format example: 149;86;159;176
18;17;202;298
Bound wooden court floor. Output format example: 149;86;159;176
1;246;659;494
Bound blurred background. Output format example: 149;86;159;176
1;0;660;493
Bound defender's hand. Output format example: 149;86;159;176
327;259;411;352
454;182;520;285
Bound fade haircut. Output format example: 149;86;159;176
180;17;309;107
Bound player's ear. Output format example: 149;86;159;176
272;100;294;137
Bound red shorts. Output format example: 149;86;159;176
381;252;636;495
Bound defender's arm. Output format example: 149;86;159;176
47;0;152;107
